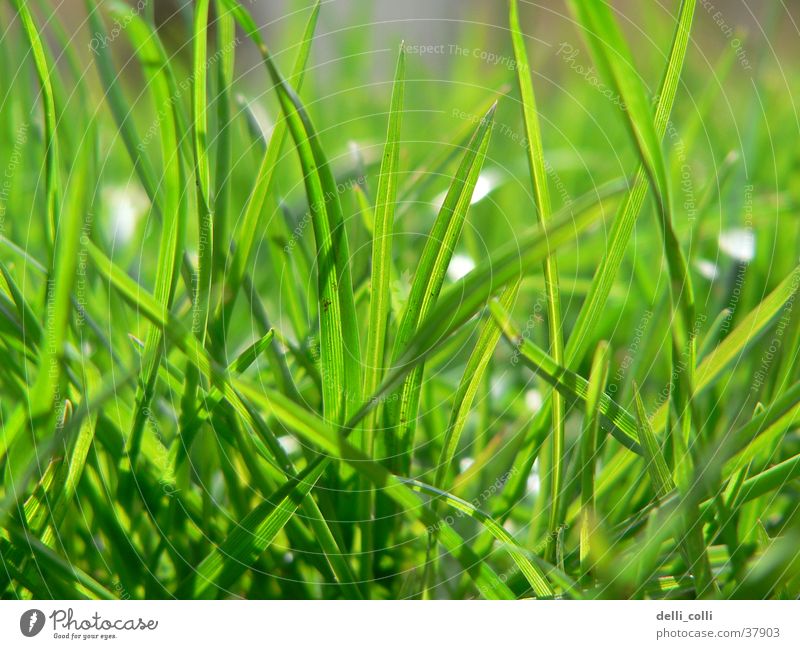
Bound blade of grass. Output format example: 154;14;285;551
633;384;675;499
423;282;517;596
191;0;214;344
579;341;610;583
3;524;115;600
654;264;800;431
402;478;553;598
473;2;697;538
364;45;406;456
1;127;90;468
590;264;800;511
510;0;565;560
211;0;236;315
84;0;160;213
384;100;497;474
639;386;715;594
360;45;406;584
190;458;328;598
567;0;696;370
10;0;60;248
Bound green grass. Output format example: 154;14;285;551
1;0;799;599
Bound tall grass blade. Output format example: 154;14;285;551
384;100;497;474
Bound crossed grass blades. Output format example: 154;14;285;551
0;0;798;599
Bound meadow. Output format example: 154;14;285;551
0;0;799;599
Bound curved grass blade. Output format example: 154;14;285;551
87;243;362;597
364;45;406;455
565;0;696;371
24;409;98;548
635;383;714;594
422;282;517;595
191;458;328;598
510;0;565;558
360;45;406;583
434;284;517;493
89;238;510;599
3;524;114;600
652;264;800;432
579;341;610;582
591;265;800;508
191;0;214;342
633;384;674;499
507;0;698;519
1;130;91;466
10;0;60;247
396;92;506;216
402;478;553;597
212;0;236;299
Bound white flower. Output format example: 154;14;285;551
525;389;543;413
695;258;719;281
447;253;476;281
431;170;502;211
279;435;300;455
103;183;149;244
526;466;541;496
719;228;755;262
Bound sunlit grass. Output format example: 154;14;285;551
0;0;799;599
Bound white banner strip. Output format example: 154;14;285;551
0;600;797;648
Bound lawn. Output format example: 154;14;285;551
0;0;799;599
